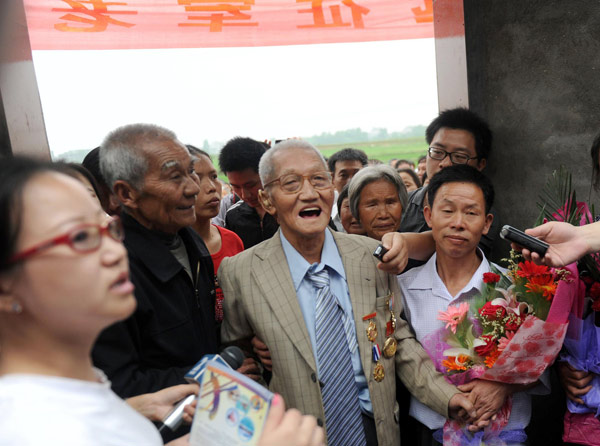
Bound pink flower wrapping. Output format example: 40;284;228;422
421;262;580;445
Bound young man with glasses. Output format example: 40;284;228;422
398;108;501;259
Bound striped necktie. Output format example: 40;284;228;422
308;267;366;446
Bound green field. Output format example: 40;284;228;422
212;137;429;181
315;137;428;165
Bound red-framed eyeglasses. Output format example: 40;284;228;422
9;216;124;264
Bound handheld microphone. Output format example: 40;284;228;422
157;346;245;435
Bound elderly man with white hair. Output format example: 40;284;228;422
218;139;476;446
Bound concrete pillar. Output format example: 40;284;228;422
0;0;50;159
433;0;469;110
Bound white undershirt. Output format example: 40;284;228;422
0;370;162;446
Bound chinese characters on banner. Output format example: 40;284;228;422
177;0;258;32
296;0;370;29
24;0;434;50
51;1;137;32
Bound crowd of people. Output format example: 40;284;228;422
1;106;598;446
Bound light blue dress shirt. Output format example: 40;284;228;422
280;230;373;415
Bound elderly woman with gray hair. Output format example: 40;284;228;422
347;164;408;241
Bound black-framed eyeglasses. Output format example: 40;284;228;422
428;147;477;165
9;216;124;264
263;171;333;194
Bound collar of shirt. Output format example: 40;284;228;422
410;186;427;207
121;211;210;283
406;248;494;302
280;229;346;291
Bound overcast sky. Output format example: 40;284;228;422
32;38;438;155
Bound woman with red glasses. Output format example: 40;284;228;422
0;156;164;444
0;156;324;446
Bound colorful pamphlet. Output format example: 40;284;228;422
190;360;273;446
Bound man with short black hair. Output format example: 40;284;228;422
218;137;278;248
327;147;368;231
399;108;500;259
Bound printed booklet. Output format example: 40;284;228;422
190;360;274;445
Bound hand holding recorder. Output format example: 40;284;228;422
507;221;600;267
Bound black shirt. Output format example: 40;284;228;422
225;201;279;249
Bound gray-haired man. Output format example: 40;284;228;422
92;124;222;398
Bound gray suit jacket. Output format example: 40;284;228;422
219;229;458;446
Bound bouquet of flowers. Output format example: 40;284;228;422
422;252;577;445
536;166;600;445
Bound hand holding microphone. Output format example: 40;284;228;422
158;346;246;435
126;384;198;422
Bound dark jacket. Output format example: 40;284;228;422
92;212;218;398
225;201;279;249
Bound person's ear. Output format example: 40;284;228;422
476;158;487;171
113;180;140;210
0;277;23;315
482;212;494;235
423;205;433;229
258;189;276;216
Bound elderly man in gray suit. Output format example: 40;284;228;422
219;140;476;446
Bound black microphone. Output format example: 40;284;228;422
157;346;245;435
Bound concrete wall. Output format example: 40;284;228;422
464;0;600;262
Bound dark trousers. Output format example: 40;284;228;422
362;413;378;446
414;420;442;446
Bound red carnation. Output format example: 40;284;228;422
479;301;507;321
483;272;501;284
474;334;497;357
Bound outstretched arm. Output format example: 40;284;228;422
377;231;435;274
517;221;600;267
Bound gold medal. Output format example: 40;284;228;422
366;321;377;342
383;337;397;358
373;362;385;382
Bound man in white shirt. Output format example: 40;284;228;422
398;165;549;446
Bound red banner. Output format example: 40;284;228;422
24;0;433;50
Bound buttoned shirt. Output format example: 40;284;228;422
280;230;372;414
397;251;550;431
